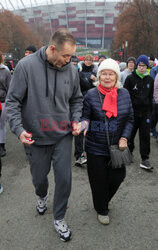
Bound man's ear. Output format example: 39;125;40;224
49;45;55;53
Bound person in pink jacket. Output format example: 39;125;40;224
151;74;158;141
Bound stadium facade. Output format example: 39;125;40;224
13;1;119;49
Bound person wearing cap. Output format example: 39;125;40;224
71;55;79;67
150;73;158;142
124;54;154;170
148;54;157;138
120;56;136;87
148;54;156;73
98;54;106;67
25;45;37;56
73;58;133;225
150;63;158;80
70;55;81;71
119;62;127;72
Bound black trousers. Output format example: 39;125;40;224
128;114;151;160
151;103;158;130
0;157;1;177
87;153;126;216
74;132;84;160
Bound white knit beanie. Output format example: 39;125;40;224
97;58;120;82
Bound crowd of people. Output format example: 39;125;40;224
0;28;158;242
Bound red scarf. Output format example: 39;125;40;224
98;84;118;118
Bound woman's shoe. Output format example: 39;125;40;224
98;214;110;225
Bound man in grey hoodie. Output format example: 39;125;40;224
120;56;136;87
6;28;83;242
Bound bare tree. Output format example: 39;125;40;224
0;10;43;59
112;0;158;59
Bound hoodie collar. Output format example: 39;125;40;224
0;63;7;69
38;46;71;103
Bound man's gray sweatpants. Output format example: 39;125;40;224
25;133;72;220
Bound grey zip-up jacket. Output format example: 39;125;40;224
120;68;132;87
6;46;83;145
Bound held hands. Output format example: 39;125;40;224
72;121;89;136
19;131;35;145
119;137;127;151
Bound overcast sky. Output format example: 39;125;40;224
0;0;119;10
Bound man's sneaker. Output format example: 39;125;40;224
98;214;110;225
0;147;6;157
0;184;3;194
140;159;152;170
75;154;87;166
54;219;72;242
150;128;157;138
36;194;48;215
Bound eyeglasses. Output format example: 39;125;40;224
138;64;147;68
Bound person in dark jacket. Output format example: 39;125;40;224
74;54;97;166
150;64;158;80
6;28;83;242
124;54;154;170
151;74;158;142
98;54;106;67
25;45;37;57
0;101;3;194
79;54;97;95
149;61;158;137
73;58;133;225
0;51;11;157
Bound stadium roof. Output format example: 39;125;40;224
0;0;119;11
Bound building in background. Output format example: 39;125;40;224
12;1;119;49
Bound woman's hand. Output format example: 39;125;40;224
90;74;96;81
72;121;89;136
119;137;127;151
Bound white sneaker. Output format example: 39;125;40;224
36;194;48;215
98;214;110;225
140;159;152;170
54;219;72;242
0;184;3;194
75;154;87;166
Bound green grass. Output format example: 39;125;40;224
76;48;109;57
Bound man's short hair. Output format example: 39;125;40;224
49;28;76;50
25;45;36;53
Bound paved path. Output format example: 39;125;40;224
0;127;158;250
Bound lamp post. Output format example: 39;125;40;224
122;42;125;61
125;40;128;61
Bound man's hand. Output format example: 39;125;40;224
19;131;34;145
72;121;89;136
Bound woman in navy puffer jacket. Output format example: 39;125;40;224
73;58;134;225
